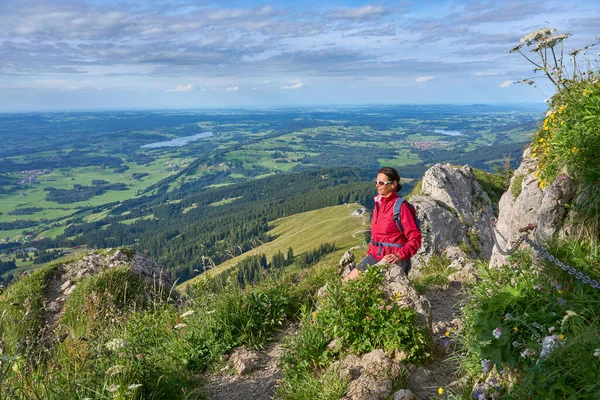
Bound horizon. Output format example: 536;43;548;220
0;102;547;114
1;0;598;112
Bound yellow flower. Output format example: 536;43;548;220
532;153;537;158
584;88;591;96
572;147;578;153
535;170;540;178
438;387;444;395
445;331;450;337
312;311;318;319
513;326;519;332
559;334;565;340
539;138;544;142
557;289;563;294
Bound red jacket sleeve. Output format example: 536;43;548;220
397;202;422;260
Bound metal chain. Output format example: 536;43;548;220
491;218;600;290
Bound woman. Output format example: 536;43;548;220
346;167;422;280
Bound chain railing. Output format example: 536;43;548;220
491;218;600;290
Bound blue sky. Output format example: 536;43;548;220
0;0;598;111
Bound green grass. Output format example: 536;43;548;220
208;196;242;207
179;204;368;290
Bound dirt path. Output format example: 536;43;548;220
406;283;466;399
202;326;294;400
40;265;67;347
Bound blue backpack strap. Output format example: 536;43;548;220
393;197;405;234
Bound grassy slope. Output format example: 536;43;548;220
178;203;369;290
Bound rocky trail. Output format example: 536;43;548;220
202;279;467;400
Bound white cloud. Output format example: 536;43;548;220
326;6;391;20
282;82;304;90
499;80;513;88
251;86;258;90
415;76;434;83
171;82;196;92
224;86;239;91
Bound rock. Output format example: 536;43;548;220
378;262;431;329
64;285;77;296
229;346;264;375
535;174;577;243
339;251;355;277
447;263;477;285
317;283;329;298
346;374;393;400
329;350;404;400
60;280;72;292
46;301;60;313
392;389;418;400
410;195;467;267
420;164;496;258
444;246;467;264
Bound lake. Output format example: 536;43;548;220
434;129;462;136
141;132;213;148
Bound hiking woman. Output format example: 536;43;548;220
346;167;422;280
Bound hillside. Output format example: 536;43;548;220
179;203;368;290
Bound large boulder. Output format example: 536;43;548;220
411;164;495;267
489;148;577;267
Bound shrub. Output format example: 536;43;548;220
280;265;429;399
460;239;600;399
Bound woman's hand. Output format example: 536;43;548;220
382;253;401;264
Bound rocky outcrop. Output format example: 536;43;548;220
489;148;577;267
411;164;495;266
378;262;431;330
330;349;406;400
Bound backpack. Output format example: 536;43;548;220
392;197;421;235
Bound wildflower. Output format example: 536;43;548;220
534;285;541;291
521;348;534;358
557;289;563;294
513;326;519;332
107;384;120;393
365;315;372;322
105;338;127;351
438;387;444;395
180;310;195;318
584;88;592;96
540;335;563;359
393;291;403;301
571;147;578;153
559;334;565;340
492;327;502;339
549;326;556;333
378;305;384;310
554;282;563;290
128;384;143;390
473;389;485;400
105;365;127;376
594;348;600;358
481;359;492;373
558;298;566;306
445;331;450;337
174;323;188;329
386;305;393;310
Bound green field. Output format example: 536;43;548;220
178;203;369;290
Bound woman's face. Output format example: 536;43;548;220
376;172;397;197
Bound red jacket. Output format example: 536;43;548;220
368;192;422;261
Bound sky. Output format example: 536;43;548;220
0;0;598;111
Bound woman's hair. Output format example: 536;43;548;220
378;166;402;192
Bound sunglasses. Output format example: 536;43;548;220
374;180;394;186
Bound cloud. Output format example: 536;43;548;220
223;86;239;91
282;82;304;90
325;5;392;20
170;82;196;92
499;80;514;88
415;76;434;83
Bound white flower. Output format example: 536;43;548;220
128;383;143;390
174;323;188;329
105;338;127;351
105;365;127;376
521;348;534;358
107;384;120;393
548;326;556;333
492;327;502;339
539;335;562;359
180;310;195;318
594;348;600;358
